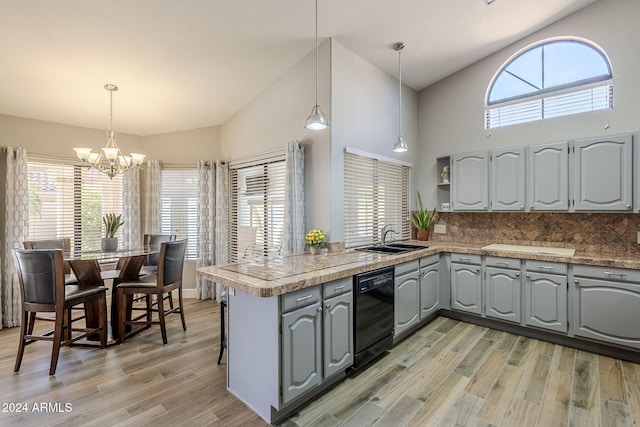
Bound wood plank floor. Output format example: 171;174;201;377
1;300;639;426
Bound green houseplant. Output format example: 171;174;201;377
411;192;437;241
102;213;124;251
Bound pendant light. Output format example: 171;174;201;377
74;84;145;179
304;0;329;130
392;42;408;152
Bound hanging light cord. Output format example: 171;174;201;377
314;0;319;107
398;45;402;137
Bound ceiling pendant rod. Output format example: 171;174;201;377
393;42;408;153
304;0;329;131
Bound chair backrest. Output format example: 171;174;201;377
157;240;187;288
143;234;176;266
12;249;65;306
23;238;71;250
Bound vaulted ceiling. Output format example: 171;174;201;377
0;0;599;135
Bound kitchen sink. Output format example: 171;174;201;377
356;243;427;254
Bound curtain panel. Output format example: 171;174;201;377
144;160;162;234
196;160;215;299
1;147;28;328
214;160;229;303
282;141;305;255
122;167;142;248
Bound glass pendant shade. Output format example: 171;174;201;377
393;135;408;152
305;104;329;130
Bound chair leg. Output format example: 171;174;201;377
14;311;29;373
217;301;226;365
118;289;127;344
50;314;64;375
168;290;174;309
27;311;36;335
99;294;107;348
178;288;186;331
146;295;152;326
157;294;167;344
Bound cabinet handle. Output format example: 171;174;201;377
526;273;530;278
515;272;520;277
496;261;509;266
476;268;480;272
539;266;555;271
334;284;347;290
530;205;534;210
604;272;626;279
325;304;331;309
459;257;471;261
627;205;632;210
574;279;579;284
520;204;524;210
296;294;314;303
317;307;323;312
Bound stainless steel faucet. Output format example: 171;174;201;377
380;224;398;246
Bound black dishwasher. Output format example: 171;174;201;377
353;266;394;370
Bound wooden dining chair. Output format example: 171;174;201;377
23;238;76;284
12;249;108;375
116;240;187;344
140;234;177;275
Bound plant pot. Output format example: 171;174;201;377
309;246;322;255
101;237;118;252
417;229;429;241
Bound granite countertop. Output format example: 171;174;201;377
196;240;640;297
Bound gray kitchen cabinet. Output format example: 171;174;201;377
451;258;482;315
394;260;420;338
524;269;567;333
526;141;569;211
573;134;632;211
490;147;525;211
572;265;640;349
452;151;489;211
485;264;521;324
281;300;322;404
323;290;354;378
419;255;440;320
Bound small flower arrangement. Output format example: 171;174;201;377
305;229;327;248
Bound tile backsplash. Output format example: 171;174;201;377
428;212;640;255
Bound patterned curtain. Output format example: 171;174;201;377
1;147;28;328
122;167;142;248
144;160;162;234
196;160;215;299
282;141;305;255
214;160;229;303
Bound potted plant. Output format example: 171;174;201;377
411;192;437;241
102;213;124;251
305;229;327;255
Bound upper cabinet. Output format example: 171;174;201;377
572;134;632;211
527;141;569;211
491;147;525;211
452;151;489;211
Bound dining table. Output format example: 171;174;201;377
64;246;158;344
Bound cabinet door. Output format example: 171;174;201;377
527;141;569;211
394;271;420;337
525;272;567;333
491;147;525;211
485;267;521;323
573;134;632;211
419;262;439;320
452;151;489;211
451;262;482;315
573;277;640;349
323;291;354;378
281;302;322;404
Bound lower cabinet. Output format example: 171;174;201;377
572;266;640;349
394;260;420;338
524;270;567;333
281;279;353;405
451;259;482;315
419;256;440;320
485;266;521;324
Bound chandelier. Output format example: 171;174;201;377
74;84;145;179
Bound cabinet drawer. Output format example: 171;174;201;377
525;260;567;275
282;286;321;312
396;260;419;276
323;277;352;298
485;256;521;270
573;265;640;283
451;253;481;265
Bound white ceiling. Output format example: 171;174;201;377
0;0;599;136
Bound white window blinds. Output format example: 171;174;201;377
344;149;410;249
27;160;123;251
229;158;285;261
160;168;198;259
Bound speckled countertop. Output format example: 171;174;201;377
196;240;640;297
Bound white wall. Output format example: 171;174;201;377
221;40;332;235
330;40;418;240
417;0;640;209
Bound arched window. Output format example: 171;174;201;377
485;38;613;129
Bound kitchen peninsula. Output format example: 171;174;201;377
197;241;640;424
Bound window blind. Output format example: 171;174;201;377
229;159;285;261
160;169;198;259
343;150;410;249
27;160;122;251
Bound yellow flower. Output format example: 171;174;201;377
305;229;327;248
